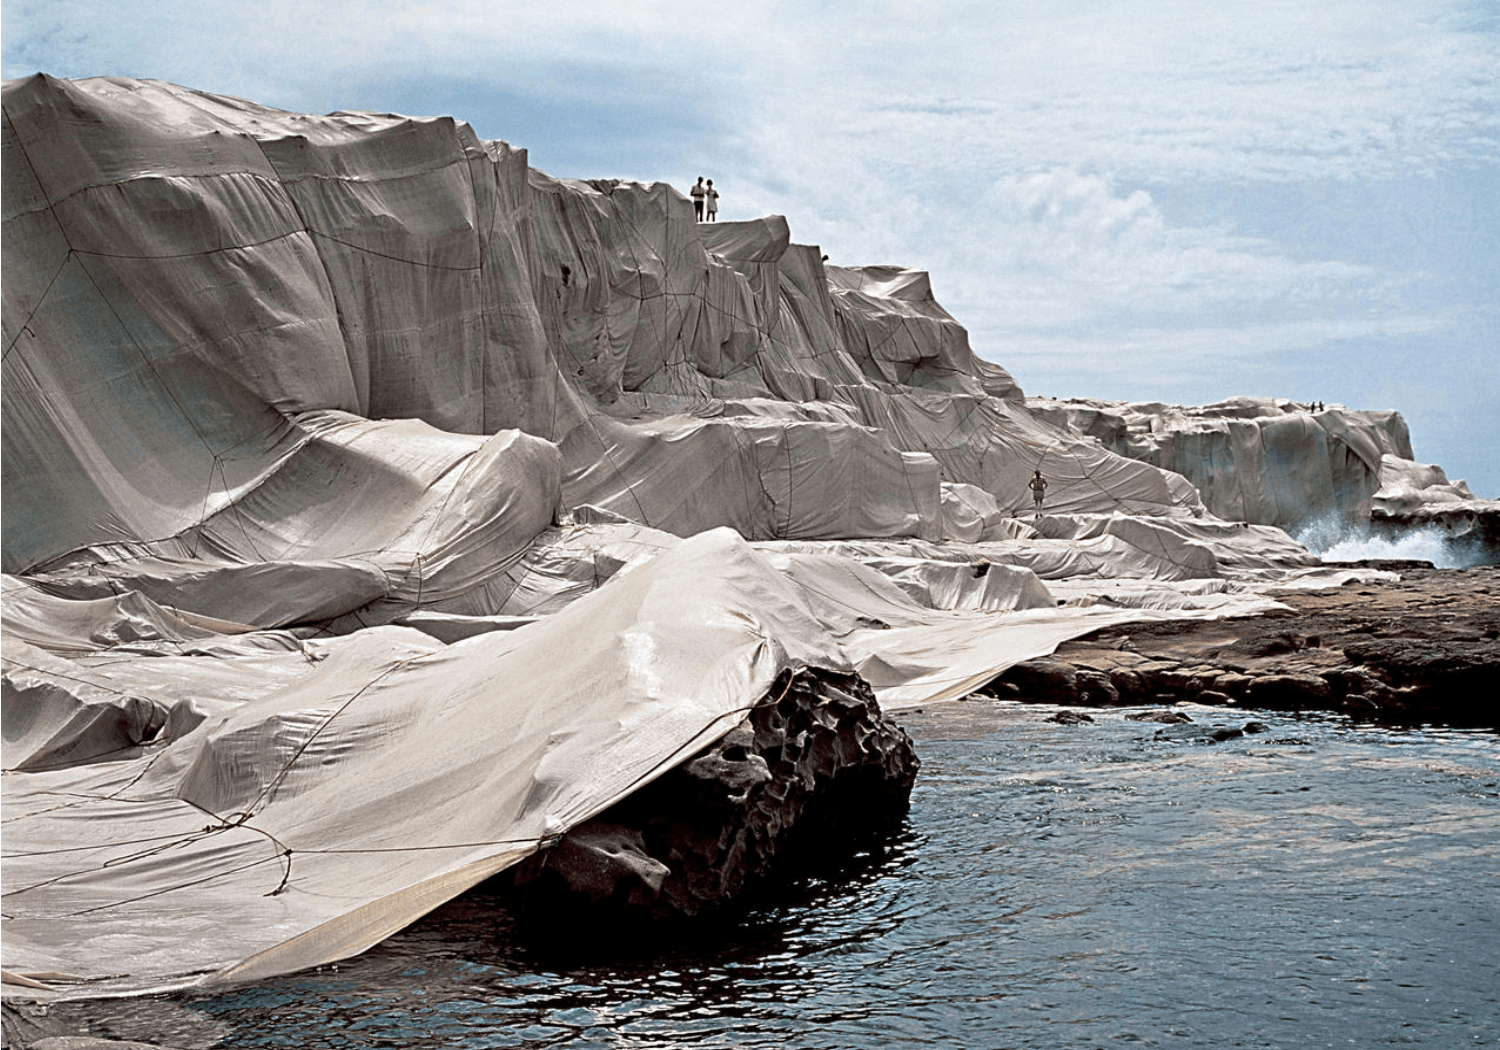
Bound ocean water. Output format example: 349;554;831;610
55;702;1499;1049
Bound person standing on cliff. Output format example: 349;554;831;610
690;177;706;221
705;179;719;221
1029;469;1048;517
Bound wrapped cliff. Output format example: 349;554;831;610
0;75;1475;997
1025;396;1498;561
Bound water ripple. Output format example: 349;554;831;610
58;702;1499;1049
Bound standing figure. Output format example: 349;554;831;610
706;179;719;221
1028;469;1048;517
690;177;706;221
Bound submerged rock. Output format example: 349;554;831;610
1152;723;1247;744
1126;709;1194;724
505;667;918;929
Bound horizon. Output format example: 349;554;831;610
4;1;1496;496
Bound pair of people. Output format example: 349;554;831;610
690;177;719;221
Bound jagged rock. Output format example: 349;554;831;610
1242;632;1319;657
2;1002;70;1048
0;1002;194;1050
505;667;917;929
1155;667;1207;694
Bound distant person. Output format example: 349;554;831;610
690;177;706;221
1028;469;1048;516
705;179;719;221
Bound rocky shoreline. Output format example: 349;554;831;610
503;667;919;937
979;563;1499;729
5;566;1493;1049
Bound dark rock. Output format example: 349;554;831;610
1344;638;1500;689
1126;709;1193;724
1243;721;1270;734
980;567;1500;728
1152;723;1243;744
1241;632;1315;657
1212;673;1254;697
1108;667;1145;699
1156;668;1205;694
1075;669;1119;705
1046;710;1094;724
1247;673;1334;709
993;659;1079;704
505;667;917;931
1322;558;1437;571
1321;666;1387;696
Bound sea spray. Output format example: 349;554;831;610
1293;513;1493;568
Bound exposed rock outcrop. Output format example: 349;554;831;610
504;667;918;931
980;564;1500;727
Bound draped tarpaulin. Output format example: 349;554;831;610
3;76;1385;997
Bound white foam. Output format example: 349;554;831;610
1293;514;1490;569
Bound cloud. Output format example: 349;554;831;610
781;167;1402;342
786;0;1500;185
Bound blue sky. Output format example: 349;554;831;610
5;0;1497;496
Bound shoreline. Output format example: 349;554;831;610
978;562;1499;730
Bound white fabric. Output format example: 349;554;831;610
2;76;1386;997
1026;396;1421;527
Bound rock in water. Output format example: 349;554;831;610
505;668;918;930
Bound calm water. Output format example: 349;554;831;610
57;702;1499;1049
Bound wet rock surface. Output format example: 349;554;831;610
504;668;918;934
981;565;1499;728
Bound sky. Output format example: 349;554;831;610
5;0;1497;496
